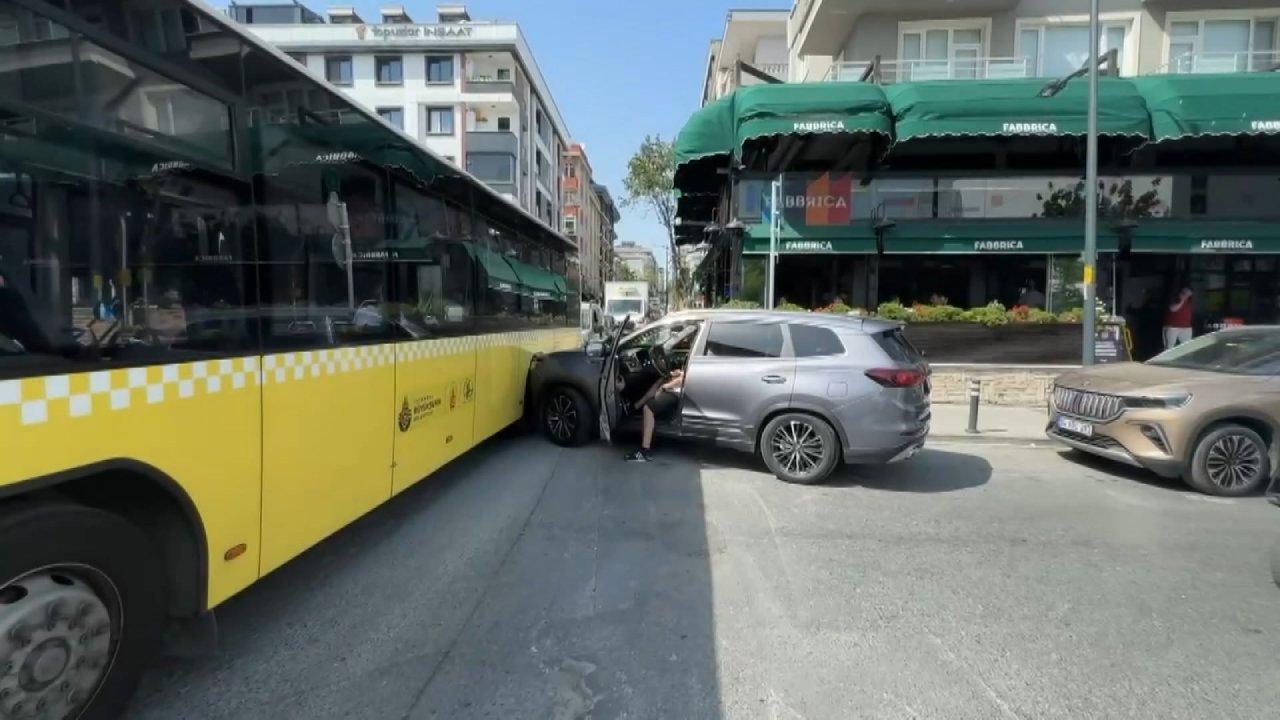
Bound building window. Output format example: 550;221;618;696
564;215;577;235
324;55;353;85
898;21;986;80
497;116;511;131
377;106;404;130
1019;20;1130;77
497;67;512;81
1167;14;1279;73
468;153;515;183
375;55;403;85
425;106;454;135
426;55;455;83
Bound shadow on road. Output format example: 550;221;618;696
1055;447;1194;494
828;447;992;492
129;432;723;720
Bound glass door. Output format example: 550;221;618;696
901;26;984;81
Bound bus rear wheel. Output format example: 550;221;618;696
0;502;166;720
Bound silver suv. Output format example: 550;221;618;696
527;310;931;484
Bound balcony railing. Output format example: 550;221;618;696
826;56;1029;84
1164;50;1280;75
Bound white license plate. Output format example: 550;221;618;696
1056;415;1093;437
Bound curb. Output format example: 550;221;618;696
928;434;1054;447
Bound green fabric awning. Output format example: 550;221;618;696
1133;73;1280;144
254;123;449;183
1130;221;1280;253
506;258;566;298
741;222;877;254
883;219;1118;254
460;242;522;292
735;82;892;150
885;78;1151;143
674;95;736;171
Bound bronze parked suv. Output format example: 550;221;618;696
1048;327;1280;496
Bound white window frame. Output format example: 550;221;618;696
424;105;455;136
1163;10;1280;73
1015;13;1140;77
897;18;993;80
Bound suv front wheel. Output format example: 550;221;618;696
760;413;840;485
1186;424;1271;497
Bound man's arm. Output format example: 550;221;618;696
661;369;684;391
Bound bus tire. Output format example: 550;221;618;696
0;501;166;720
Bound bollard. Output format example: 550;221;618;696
966;378;980;434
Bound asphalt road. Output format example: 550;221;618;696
127;433;1280;720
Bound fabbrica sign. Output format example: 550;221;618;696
1199;239;1254;251
354;24;474;40
792;120;846;133
1251;120;1280;132
1002;122;1059;134
782;240;834;252
782;172;853;227
974;240;1024;251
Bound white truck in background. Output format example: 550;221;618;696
604;281;649;327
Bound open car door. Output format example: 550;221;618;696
597;314;630;444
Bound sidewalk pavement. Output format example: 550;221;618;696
929;402;1051;443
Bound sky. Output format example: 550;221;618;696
218;0;785;263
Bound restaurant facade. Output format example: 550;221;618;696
675;73;1280;360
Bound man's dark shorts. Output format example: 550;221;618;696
644;389;678;419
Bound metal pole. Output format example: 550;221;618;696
966;378;981;434
1082;0;1100;365
767;179;781;308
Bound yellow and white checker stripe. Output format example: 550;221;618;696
0;357;260;426
260;344;396;385
1;329;575;426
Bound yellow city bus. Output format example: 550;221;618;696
0;1;578;716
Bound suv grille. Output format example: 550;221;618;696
1053;386;1124;422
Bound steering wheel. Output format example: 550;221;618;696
650;343;673;376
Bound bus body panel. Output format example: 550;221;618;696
0;360;263;607
392;338;479;494
259;347;395;575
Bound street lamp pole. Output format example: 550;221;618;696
1082;0;1100;365
767;178;781;308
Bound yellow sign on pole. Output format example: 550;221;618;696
1082;264;1095;285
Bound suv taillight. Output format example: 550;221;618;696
865;368;926;388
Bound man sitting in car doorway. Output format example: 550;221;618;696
623;368;684;463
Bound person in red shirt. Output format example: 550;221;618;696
1164;286;1194;350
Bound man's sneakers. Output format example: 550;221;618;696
624;449;653;463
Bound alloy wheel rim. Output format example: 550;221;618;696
771;420;825;477
0;566;118;720
546;393;577;441
1205;434;1264;490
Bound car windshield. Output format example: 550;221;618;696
1147;330;1280;375
606;299;643;316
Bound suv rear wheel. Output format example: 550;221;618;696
760;413;839;485
1187;424;1271;497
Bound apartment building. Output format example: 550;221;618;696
702;9;790;105
787;0;1280;84
613;242;658;284
561;144;620;301
229;2;570;229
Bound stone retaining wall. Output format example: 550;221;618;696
930;365;1070;407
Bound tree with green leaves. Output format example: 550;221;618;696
622;136;686;307
615;262;638;281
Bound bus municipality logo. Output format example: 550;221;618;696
1200;239;1253;251
398;398;413;432
975;240;1024;251
1003;122;1058;134
793;120;846;132
398;392;443;432
1251;120;1280;132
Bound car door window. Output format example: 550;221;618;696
789;324;845;357
704;321;784;358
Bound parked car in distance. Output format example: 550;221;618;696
1047;326;1280;496
579;301;611;347
526;310;932;484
